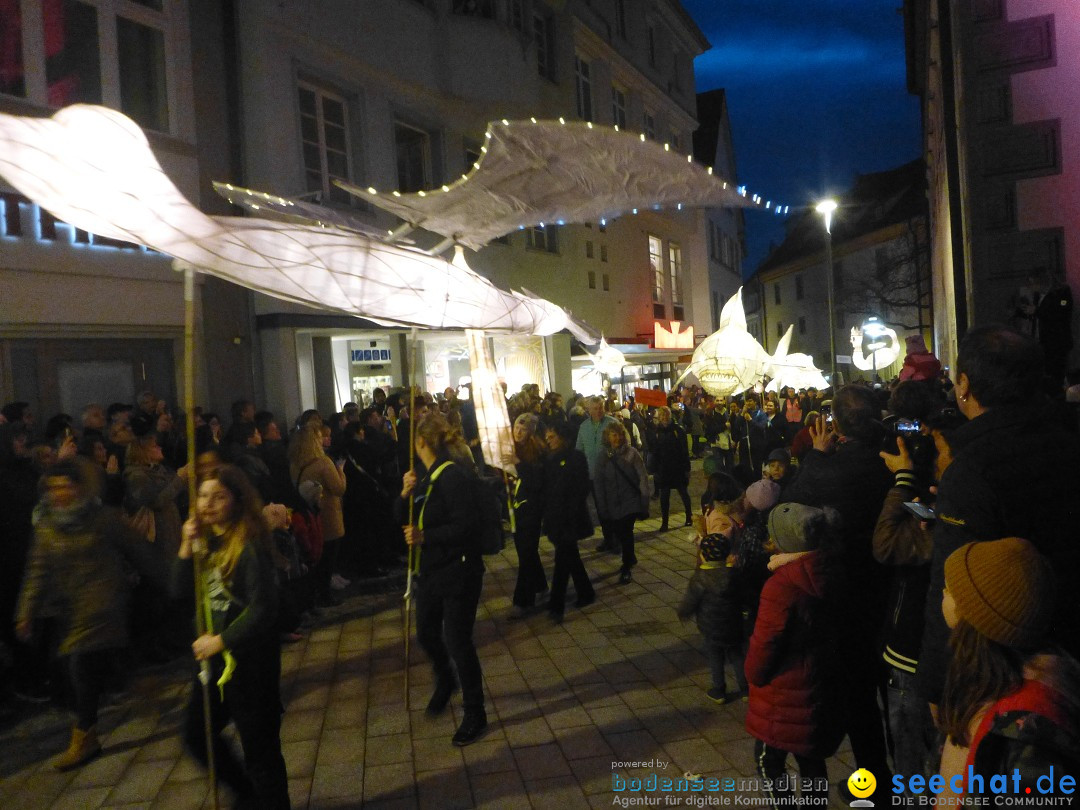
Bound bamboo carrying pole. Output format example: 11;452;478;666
403;328;420;709
182;264;219;810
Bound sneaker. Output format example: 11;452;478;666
452;712;488;746
425;678;458;717
706;687;728;704
330;574;350;590
618;569;633;585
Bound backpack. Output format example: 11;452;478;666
426;461;507;556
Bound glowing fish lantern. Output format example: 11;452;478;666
766;326;829;392
590;336;628;378
677;288;769;396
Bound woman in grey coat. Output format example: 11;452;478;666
593;423;650;584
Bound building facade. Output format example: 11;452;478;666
904;0;1078;372
748;160;931;383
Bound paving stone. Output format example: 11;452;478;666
470;769;530;808
104;760;173;804
363;732;413;767
362;762;417;803
310;760;363;800
416;766;473;810
284;738;320;778
461;738;518;775
553;725;613;761
281;708;326;743
512;742;572;780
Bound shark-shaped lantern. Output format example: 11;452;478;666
766;326;829;392
678;289;770;396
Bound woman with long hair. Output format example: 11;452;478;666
400;412;488;746
288;422;346;606
508;413;548;618
938;538;1080;797
177;465;289;809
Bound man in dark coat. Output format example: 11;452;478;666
916;326;1080;711
781;385;894;783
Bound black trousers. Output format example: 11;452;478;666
69;647;119;730
659;486;692;524
313;535;342;597
184;648;290;810
512;522;548;607
754;738;829;809
415;567;485;715
547;534;594;613
607;515;637;571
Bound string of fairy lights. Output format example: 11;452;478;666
354;117;793;233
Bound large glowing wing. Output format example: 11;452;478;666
766;325;829;391
338;119;768;250
0;105;596;341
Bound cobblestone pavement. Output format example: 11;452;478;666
0;461;858;809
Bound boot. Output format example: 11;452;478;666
53;725;101;771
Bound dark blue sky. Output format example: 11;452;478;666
680;0;922;274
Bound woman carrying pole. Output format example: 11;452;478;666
176;466;290;809
400;412;488;746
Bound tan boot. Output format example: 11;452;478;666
53;725;101;771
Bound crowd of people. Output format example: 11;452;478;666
2;324;1079;807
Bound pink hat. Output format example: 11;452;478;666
746;479;780;512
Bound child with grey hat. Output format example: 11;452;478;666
745;503;844;808
678;530;748;704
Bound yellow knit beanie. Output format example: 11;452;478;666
944;537;1054;648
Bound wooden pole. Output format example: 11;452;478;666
403;327;420;709
182;262;219;810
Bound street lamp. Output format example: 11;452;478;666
815;199;838;386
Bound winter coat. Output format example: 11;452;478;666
917;405;1080;704
652;422;690;488
745;551;843;758
123;462;185;560
171;536;280;659
872;479;933;673
17;505;158;656
593;444;650;521
543;446;593;543
677;563;743;647
575;415;618;479
298;455;346;540
400;454;483;594
512;456;546;535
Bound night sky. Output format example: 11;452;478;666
680;0;922;275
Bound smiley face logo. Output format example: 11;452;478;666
847;769;877;800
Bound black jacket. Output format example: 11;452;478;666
543;446;592;542
916;406;1080;703
652;422;690;488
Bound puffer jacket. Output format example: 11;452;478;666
677;563;743;647
17;505;157;656
745;551;843;758
593;443;650;521
652;422;690;488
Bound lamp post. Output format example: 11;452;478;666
815;199;838;386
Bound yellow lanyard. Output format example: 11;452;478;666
418;461;454;531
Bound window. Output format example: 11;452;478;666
774;282;781;306
672;51;682;91
602;273;610;291
4;0;176;133
117;16;168;131
534;11;555;79
799;316;807;334
526;225;559;253
643;111;656;140
650;234;665;318
712;292;720;329
299;83;352;204
611;87;627;129
670;130;682;151
669;242;683;320
585;241;594;259
777;321;785;338
614;0;627;39
452;0;494;18
574;56;592;121
795;274;804;301
588;271;596;289
394;121;431;193
600;244;608;262
648;25;656;66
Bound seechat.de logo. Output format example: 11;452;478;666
849;768;878;807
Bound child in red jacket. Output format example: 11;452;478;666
745;503;844;810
